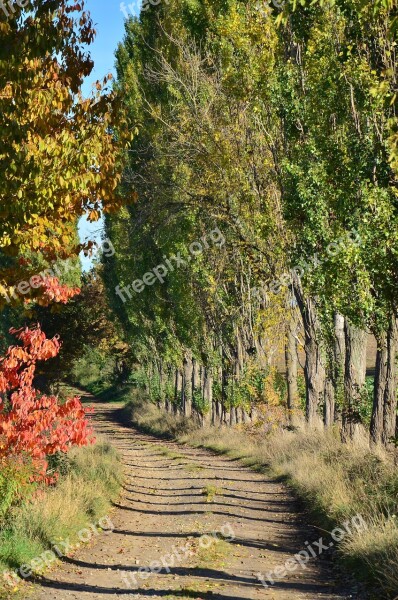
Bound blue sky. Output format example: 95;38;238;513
78;0;139;270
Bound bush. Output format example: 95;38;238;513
0;459;35;522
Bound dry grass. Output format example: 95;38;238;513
183;425;398;596
0;439;122;599
124;397;195;439
202;485;224;503
126;395;398;599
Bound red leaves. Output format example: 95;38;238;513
0;325;94;482
38;276;81;305
21;276;81;307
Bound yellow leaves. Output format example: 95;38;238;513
88;209;101;222
0;234;12;248
0;18;125;286
0;83;12;99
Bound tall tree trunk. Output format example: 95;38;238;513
174;368;183;414
236;329;246;378
324;313;345;427
192;358;201;418
382;317;398;445
293;274;325;426
211;399;219;425
221;348;230;425
202;367;213;427
192;358;200;389
223;407;230;426
323;380;334;428
242;408;251;423
285;315;299;418
183;353;193;418
212;366;222;426
165;364;172;413
157;360;165;410
342;321;367;441
371;316;398;446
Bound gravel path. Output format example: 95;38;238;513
33;397;362;600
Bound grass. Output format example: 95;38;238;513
120;389;398;599
183;463;205;473
183;427;398;598
122;395;194;439
195;536;232;570
0;439;123;599
202;485;223;502
153;446;187;461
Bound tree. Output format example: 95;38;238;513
0;0;128;302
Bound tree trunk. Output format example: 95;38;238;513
202;367;213;427
212;366;222;426
293;274;325;426
342;321;367;441
382;318;398;445
165;365;172;413
174;368;183;414
212;399;222;426
285;316;299;418
183;354;193;418
370;316;398;446
192;358;201;417
242;408;251;423
222;407;231;426
324;313;345;427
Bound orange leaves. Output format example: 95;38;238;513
88;209;101;222
0;325;94;483
36;277;81;306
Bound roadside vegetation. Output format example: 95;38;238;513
0;4;126;597
0;440;122;599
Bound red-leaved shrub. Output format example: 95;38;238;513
0;325;94;483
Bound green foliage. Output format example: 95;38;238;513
0;460;34;522
297;373;307;412
193;388;210;415
71;346;117;392
358;377;375;426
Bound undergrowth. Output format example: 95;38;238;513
0;440;122;599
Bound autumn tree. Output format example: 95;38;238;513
0;0;128;304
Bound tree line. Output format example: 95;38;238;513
102;0;398;446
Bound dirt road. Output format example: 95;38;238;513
33;400;362;600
